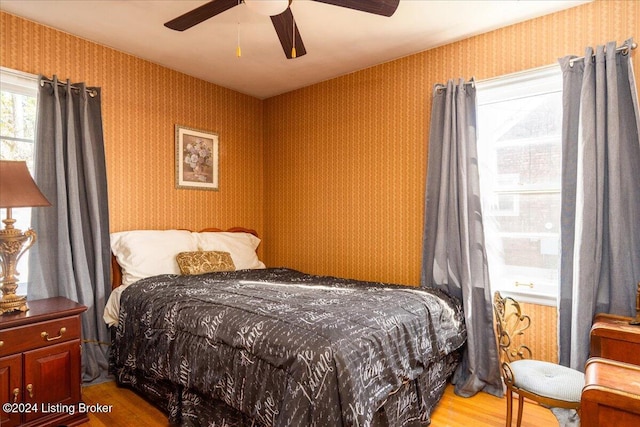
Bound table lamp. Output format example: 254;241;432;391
0;160;51;314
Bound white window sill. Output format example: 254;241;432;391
495;288;557;306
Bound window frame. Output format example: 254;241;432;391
1;67;39;293
476;64;563;307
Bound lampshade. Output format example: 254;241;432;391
0;160;51;208
244;0;290;16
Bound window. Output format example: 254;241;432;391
0;67;38;292
476;65;563;305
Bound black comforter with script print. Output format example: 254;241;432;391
112;268;465;426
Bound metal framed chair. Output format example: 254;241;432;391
492;291;584;427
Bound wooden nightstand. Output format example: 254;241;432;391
0;297;88;427
590;313;640;365
581;357;640;427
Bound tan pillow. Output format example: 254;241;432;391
176;251;236;275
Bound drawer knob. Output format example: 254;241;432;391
13;388;19;403
26;384;33;398
41;327;67;342
0;340;3;347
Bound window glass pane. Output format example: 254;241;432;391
477;65;562;305
0;137;34;167
491;192;560;234
494;139;561;188
495;93;562;142
1;92;37;140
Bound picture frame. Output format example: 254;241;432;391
175;124;219;190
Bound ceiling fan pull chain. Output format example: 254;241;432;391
236;0;242;57
236;23;242;58
291;11;297;58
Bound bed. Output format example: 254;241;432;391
105;228;466;427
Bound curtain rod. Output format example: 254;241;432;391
434;77;475;94
569;41;637;67
435;40;637;93
39;77;97;97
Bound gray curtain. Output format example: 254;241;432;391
421;79;503;397
28;76;111;384
558;39;640;370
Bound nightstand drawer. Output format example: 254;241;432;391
0;297;87;427
0;315;81;356
590;313;640;365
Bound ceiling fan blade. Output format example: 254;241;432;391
270;8;307;59
164;0;239;31
312;0;399;17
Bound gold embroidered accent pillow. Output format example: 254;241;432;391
176;251;236;275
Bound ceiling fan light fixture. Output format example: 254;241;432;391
244;0;290;17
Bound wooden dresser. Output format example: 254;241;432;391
0;297;88;427
590;313;640;365
583;312;640;426
581;358;640;427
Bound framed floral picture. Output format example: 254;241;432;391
175;125;219;190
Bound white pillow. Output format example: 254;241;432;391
110;230;198;286
194;232;265;270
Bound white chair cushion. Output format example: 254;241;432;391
511;359;584;402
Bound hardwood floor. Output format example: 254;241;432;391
81;381;558;426
430;385;558;427
82;381;168;427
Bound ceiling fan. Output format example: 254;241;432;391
164;0;400;59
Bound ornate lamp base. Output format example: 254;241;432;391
0;293;28;315
0;223;35;315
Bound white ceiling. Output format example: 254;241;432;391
0;0;590;99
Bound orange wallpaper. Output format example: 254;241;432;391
264;0;640;288
0;12;265;241
519;302;558;363
2;1;636;361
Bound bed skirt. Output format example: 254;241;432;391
112;350;461;427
